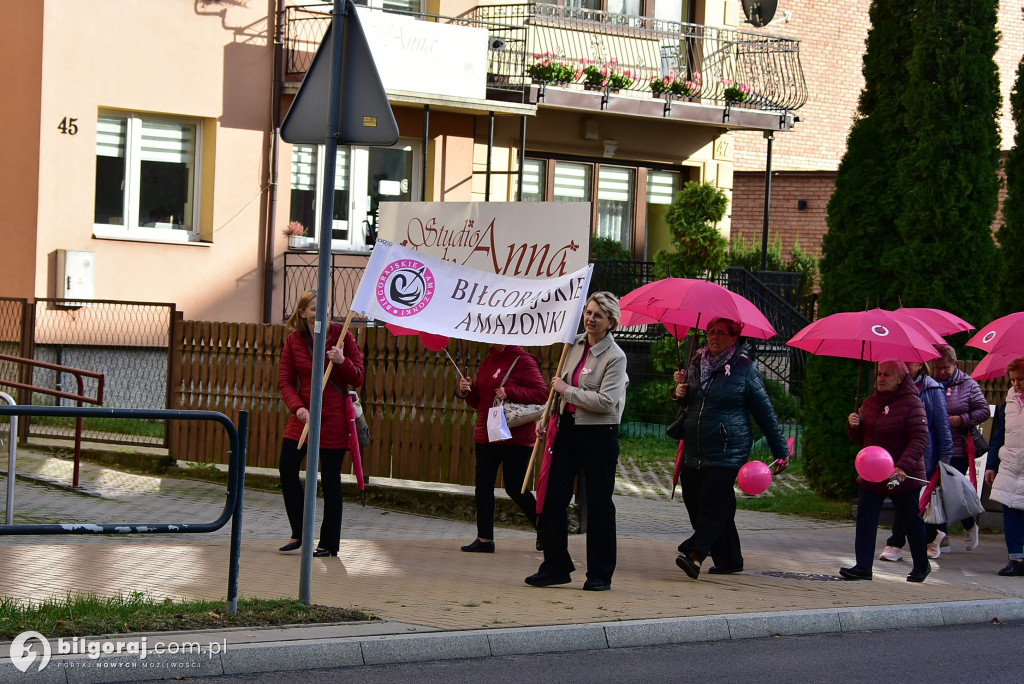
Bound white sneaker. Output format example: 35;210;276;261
965;525;980;551
879;546;903;562
927;530;946;559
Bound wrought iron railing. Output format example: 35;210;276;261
283;3;807;111
282;252;369;322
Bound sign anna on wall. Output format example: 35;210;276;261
377;202;591;279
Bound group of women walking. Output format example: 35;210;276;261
272;288;1023;589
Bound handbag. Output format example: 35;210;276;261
666;407;686;440
494;357;545;429
486;404;513;442
970;425;989;457
922;487;946;524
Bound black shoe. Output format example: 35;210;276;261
708;565;744;575
675;554;701;579
525;572;572;587
278;540;301;552
583;579;611;591
839;566;872;581
998;560;1024;576
907;564;931;583
312;548;337;557
461;539;495;553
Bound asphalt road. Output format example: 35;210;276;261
192;620;1022;683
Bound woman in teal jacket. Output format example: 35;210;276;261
673;317;789;580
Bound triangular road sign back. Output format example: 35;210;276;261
281;5;399;146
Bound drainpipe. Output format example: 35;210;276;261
486;111;495;200
421;104;429;201
264;0;286;324
759;131;774;272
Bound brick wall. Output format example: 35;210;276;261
731;171;834;260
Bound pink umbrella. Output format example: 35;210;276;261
896;307;974;337
620;278;777;340
787;308;944;407
534;415;559;515
385;323;464;378
970;352;1018;381
788;309;944;362
342;391;366;505
967;312;1024;358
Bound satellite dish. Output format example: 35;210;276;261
741;0;778;27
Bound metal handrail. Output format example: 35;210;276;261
0;406;249;614
0;353;105;488
1;392;15;525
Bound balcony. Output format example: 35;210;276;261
282;3;807;123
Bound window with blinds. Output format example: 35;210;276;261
552;162;592;201
596;166;635;252
519;159;545;202
94;112;199;241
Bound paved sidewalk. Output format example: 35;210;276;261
2;449;1024;682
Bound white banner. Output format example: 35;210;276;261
378;202;591;278
351;240;593;346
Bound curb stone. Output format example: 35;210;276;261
3;600;1021;683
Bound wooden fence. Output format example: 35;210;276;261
169;320;563;486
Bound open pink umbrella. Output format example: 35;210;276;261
896;307;974;337
385;323;464;378
970;352;1018;381
787;308;944;406
967;312;1024;358
620;278;777;340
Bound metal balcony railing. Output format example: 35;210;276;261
282;3;807;111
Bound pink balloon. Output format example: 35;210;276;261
855;446;895;482
737;461;773;495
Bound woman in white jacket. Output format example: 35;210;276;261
984;357;1024;576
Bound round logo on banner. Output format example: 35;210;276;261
375;259;435;317
871;325;890;337
983;331;997;344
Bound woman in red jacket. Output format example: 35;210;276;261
277;291;364;557
843;359;930;582
456;344;549;553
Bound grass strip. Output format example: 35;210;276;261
0;592;375;640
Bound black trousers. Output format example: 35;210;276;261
538;416;619;583
473;441;538;540
279;438;345;553
856;485;928;573
679;465;742;568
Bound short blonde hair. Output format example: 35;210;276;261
587;291;620;331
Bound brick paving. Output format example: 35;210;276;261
2;448;1022;633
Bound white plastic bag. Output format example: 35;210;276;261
487;404;512;442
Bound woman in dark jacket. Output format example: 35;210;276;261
277;290;364;558
843;359;929;582
932;344;991;552
456;344;549;553
673;317;790;580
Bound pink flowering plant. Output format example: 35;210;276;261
527;52;578;84
650;70;701;97
282;221;307;238
581;58;634;89
721;78;752;102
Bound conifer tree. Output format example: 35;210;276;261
802;0;915;497
892;0;1000;328
997;45;1024;316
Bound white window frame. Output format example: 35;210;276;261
291;139;420;252
92;112;202;243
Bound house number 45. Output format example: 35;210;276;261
57;117;78;135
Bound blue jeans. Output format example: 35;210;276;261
1003;506;1024;560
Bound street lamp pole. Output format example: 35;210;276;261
759;130;774;272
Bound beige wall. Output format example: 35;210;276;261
14;0;275;322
